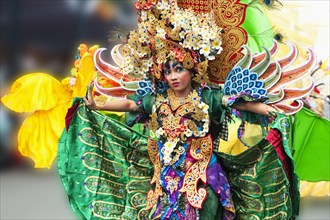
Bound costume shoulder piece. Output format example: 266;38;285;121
223;41;316;115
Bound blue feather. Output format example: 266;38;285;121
224;65;267;99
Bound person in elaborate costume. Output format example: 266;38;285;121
57;0;318;219
2;0;322;219
82;60;281;219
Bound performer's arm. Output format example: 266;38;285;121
234;101;279;118
83;83;137;112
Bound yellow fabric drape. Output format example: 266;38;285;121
1;45;98;168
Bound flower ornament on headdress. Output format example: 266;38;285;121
121;0;223;84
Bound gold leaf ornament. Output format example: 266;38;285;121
183;52;195;70
152;63;162;80
196;60;209;76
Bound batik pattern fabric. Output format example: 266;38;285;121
59;89;299;220
215;126;300;219
215;112;300;220
58;98;152;220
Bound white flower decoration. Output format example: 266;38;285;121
209;31;217;40
124;56;131;64
199;102;209;114
124;65;134;74
197;40;204;48
156;128;165;137
203;25;210;33
156;1;164;10
163;155;172;165
164;141;176;150
179;31;185;39
184;129;193;137
203;124;209;132
200;45;211;57
142;65;149;72
140;11;148;21
163;2;170;10
212;39;222;50
156;28;166;39
162;140;178;165
137;51;147;58
199;131;207;137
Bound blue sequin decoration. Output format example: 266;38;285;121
224;67;267;98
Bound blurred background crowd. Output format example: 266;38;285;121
0;0;139;168
0;0;329;219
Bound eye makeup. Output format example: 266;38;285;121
163;61;186;76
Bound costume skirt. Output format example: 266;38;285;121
58;98;299;219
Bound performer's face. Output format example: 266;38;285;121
164;60;192;97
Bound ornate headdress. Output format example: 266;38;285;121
93;0;249;98
94;0;316;116
177;0;248;83
120;0;224;84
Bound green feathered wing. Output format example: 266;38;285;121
241;0;275;53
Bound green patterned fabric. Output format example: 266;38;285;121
58;98;152;220
199;186;223;220
216;142;293;220
270;114;300;217
215;114;300;220
59;98;299;220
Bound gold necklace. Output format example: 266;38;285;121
168;89;190;110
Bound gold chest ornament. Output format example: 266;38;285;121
146;88;214;209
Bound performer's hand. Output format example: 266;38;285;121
266;105;283;122
235;102;284;120
83;82;98;110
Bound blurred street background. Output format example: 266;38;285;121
1;0;329;219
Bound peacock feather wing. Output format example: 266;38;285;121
263;62;282;90
94;47;153;99
224;66;267;99
278;78;315;104
268;48;316;92
225;40;316;115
